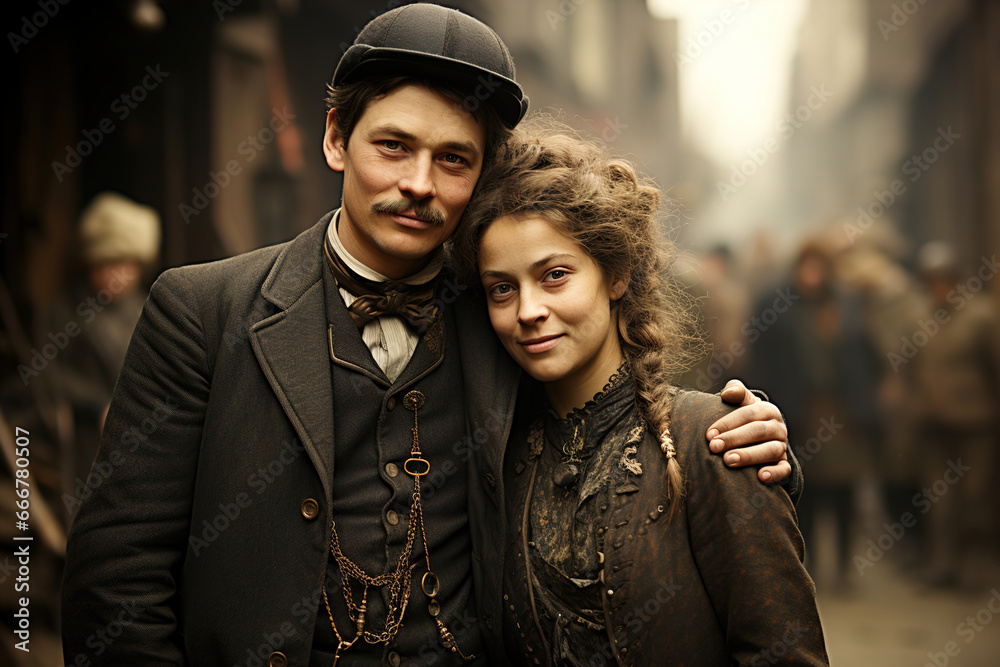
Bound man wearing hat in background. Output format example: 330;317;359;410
61;5;795;665
49;192;161;491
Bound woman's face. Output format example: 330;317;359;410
478;214;625;399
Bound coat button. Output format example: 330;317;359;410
388;651;401;666
301;498;319;520
268;652;287;667
385;462;399;478
387;396;397;411
387;510;399;525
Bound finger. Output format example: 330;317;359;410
722;440;788;467
719;379;752;406
711;419;788;454
706;402;784;446
757;458;792;483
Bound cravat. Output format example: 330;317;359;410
324;236;440;331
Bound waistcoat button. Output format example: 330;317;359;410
300;498;319;520
268;652;287;667
388;651;401;666
387;510;399;525
386;462;399;478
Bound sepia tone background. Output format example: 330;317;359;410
1;0;999;664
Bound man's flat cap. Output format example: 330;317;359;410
334;3;528;128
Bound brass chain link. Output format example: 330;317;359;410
323;390;474;663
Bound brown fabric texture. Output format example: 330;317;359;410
501;390;829;666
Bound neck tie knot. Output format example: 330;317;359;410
325;237;440;331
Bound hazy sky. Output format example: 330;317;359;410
647;0;809;165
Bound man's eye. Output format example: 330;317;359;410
382;140;402;151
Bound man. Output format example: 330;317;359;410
62;5;794;665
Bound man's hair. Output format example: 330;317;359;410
455;121;710;519
325;76;511;171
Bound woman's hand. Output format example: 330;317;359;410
709;379;790;483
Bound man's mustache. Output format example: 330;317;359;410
372;200;446;226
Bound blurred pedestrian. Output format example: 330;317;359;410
48;191;160;503
749;239;881;590
909;241;1000;588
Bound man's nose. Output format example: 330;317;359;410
398;154;435;200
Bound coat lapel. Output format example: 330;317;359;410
249;216;336;500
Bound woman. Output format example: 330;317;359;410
455;125;829;666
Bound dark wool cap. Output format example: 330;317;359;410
334;3;528;128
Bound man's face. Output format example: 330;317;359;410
324;83;487;279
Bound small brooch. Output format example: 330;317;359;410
618;445;643;476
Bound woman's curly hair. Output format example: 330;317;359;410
453;118;707;516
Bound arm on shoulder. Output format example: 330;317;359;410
710;379;804;503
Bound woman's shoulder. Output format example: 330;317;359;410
667;389;737;457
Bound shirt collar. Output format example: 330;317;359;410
326;209;444;286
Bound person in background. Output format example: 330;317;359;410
911;241;1000;589
49;191;160;499
52;192;160;427
748;239;880;591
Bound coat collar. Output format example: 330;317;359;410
249;214;336;498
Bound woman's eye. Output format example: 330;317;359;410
489;284;513;297
443;153;467;165
545;270;567;282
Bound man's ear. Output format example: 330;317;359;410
323;108;346;172
610;276;629;301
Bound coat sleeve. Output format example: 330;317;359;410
680;392;829;666
62;268;212;664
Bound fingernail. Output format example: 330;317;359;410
707;428;719;439
725;452;739;465
762;470;772;481
710;438;724;452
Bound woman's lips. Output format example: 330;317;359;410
518;334;564;354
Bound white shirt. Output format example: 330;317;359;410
326;210;444;382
